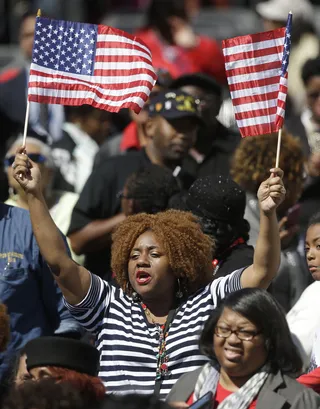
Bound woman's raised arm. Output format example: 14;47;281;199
13;147;91;305
241;168;285;289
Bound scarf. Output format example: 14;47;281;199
193;363;270;409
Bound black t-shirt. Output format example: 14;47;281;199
52;130;77;192
68;149;197;278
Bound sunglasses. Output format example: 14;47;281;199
4;153;47;168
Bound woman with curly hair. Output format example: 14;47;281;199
12;148;285;399
230;131;307;313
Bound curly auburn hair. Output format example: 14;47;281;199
0;303;10;353
47;366;105;402
230;130;304;210
111;210;214;296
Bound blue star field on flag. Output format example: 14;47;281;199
280;12;292;77
32;18;97;76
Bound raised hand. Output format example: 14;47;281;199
257;168;286;215
12;147;42;195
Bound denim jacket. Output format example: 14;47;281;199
0;203;82;382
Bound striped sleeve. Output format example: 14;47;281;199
210;268;244;306
63;273;115;334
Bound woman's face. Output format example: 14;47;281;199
305;223;320;280
128;231;176;301
213;308;268;378
15;354;31;385
29;366;53;381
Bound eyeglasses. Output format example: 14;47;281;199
214;326;260;341
4;153;47;168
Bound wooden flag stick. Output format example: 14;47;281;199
22;100;30;148
275;128;282;168
22;9;41;148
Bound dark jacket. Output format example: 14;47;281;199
184;121;241;178
0;203;82;384
166;367;320;409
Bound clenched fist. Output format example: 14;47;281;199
257;168;286;215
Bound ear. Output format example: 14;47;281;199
145;118;157;141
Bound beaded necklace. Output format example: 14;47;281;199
141;302;170;380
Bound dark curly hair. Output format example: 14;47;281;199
2;379;87;409
145;0;187;44
111;210;214;296
200;288;303;376
231;130;304;212
302;58;320;86
125;165;180;214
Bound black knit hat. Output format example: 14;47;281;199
25;337;100;377
186;175;246;223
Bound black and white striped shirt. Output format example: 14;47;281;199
65;269;243;399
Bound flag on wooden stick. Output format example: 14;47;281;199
28;16;157;114
222;12;292;138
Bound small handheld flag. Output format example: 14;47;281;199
27;16;157;115
222;12;292;139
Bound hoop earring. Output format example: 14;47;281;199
176;278;183;299
126;281;140;302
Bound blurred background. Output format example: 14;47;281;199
0;0;320;69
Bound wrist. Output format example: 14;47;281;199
26;189;44;202
260;207;276;218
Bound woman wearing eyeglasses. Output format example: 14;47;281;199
167;288;320;409
4;134;83;264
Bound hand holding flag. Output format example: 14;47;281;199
222;12;292;139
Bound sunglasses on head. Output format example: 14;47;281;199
4;153;47;168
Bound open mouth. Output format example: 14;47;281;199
224;348;243;361
136;271;152;285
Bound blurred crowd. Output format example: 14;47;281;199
0;0;320;408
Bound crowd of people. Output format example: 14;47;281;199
1;0;320;408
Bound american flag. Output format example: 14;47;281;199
28;17;157;114
222;13;292;138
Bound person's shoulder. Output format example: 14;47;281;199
0;202;30;222
53;190;79;206
0;203;36;246
52;130;76;151
301;281;320;297
280;373;320;405
95;149;146;172
166;367;203;402
0;67;23;84
197;35;219;47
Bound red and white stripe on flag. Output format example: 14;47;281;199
222;27;287;138
28;17;157;114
